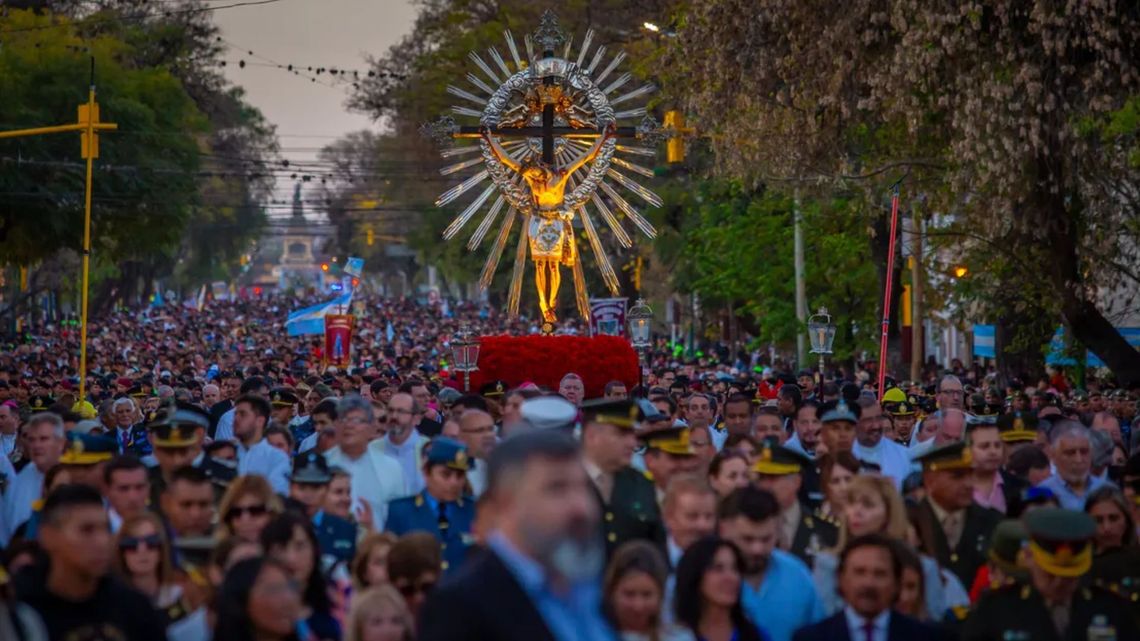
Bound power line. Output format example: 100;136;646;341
0;0;289;34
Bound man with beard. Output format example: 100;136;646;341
852;398;912;488
418;429;615;641
719;485;823;641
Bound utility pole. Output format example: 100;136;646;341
910;205;924;382
794;190;807;368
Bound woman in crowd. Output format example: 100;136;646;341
891;540;929;621
707;451;750;500
814;451;860;526
1085;486;1137;555
812;475;966;618
386;532;442;625
722;434;760;469
262;513;342;641
603;540;694;641
351;532;398;591
114;513;186;619
673;537;767;641
218;475;283;543
324;469;356;522
344;585;415;641
215;557;302;641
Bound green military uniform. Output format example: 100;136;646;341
911;441;1003;587
963;508;1139;641
753;442;836;567
582;399;667;559
943;519;1028;637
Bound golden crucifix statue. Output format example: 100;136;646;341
481;123;616;323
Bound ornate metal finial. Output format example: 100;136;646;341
419;115;459;148
532;10;566;53
635;114;667;145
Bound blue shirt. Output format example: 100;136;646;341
237;438;291;494
488;533;618;641
741;549;823;641
1034;473;1112;511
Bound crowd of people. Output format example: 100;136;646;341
0;294;1138;641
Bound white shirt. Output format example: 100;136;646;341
236;438;291;494
214;407;236;442
468;458;488;498
324;443;406;530
1;463;43;545
380;429;425;495
853;438;914;489
844;606;890;641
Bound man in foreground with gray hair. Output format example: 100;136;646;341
1;412;65;544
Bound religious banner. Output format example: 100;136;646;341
589;298;628;337
324;314;355;369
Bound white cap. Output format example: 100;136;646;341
519;396;578;430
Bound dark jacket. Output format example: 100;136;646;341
909;498;1003;588
793;609;947;641
789;505;838;568
593;466;666;558
962;582;1139;641
417;548;557;641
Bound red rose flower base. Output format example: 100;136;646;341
465;335;639;399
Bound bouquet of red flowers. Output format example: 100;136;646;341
467;335;639;399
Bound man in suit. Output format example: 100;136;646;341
909;441;1003;588
793;533;944;641
288;451;357;564
418;429;616;641
963;508;1139;641
580;398;666;557
754;442;837;567
386;437;476;574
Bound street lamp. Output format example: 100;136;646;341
627;298;653;396
807;306;836;379
450;324;480;392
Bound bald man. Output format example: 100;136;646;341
458;409;497;497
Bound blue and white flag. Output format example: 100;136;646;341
385;320;395;343
344;257;365;277
286;292;353;337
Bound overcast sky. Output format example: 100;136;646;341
215;0;418;210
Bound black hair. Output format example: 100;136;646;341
102;454;147;486
40;483;105;525
214;557;301;641
708;449;749;481
838;533;903;585
238;376;267;395
717;486;780;523
673;536;763;641
311;398;338;420
259;512;332;615
649;394;677;416
486;429;580;498
603;380;627;395
723;394;752;413
453;394;488;413
264;425;294;450
777;384;802;409
1006;445;1050;480
235;394;271;421
165;465;211;491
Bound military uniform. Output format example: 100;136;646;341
290;451;357;565
146;402;236;505
963;508;1138;641
385;438;475;574
753;442;837;567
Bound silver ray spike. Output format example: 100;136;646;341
450;105;484;118
599;181;658;238
487;47;511;79
440;144;482;158
616;144;657;157
589;192;633;248
604;73;632;95
468;51;502;84
504;30;522;69
587;45;606;74
436;170;489;207
595;52;627;85
507;218;530;316
575;29;595;67
468;195;507;250
442;183;497;239
578;205;622;292
571;258;591;320
612;156;655;178
562;33;573;61
524;34;536;66
479;209;516;290
466;72;496;96
607;167;664;207
447;85;487;105
614;106;648;120
439;155;484;176
612;83;657;106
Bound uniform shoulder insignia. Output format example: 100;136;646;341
951;605;969;621
642;469;654;481
1020;585;1032;599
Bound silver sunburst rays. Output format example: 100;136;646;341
421;11;665;322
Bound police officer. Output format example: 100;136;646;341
288;451;357;565
385;437;475;574
146;401;236;506
963;507;1139;641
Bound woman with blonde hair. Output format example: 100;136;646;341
351;532;399;591
344;585;414;641
217;475;283;543
115;512;199;637
811;475;967;619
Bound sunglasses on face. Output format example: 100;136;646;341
226;504;268;521
395;580;436;598
119;534;162;551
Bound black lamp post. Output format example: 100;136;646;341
450;324;481;392
807;306;837;380
627;298;653;397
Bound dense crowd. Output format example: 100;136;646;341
0;295;1138;641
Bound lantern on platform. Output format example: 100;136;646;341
450;325;481;392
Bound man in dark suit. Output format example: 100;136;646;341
793;533;946;641
418;429;617;641
909;441;1003;588
754;442;837;567
580;398;666;557
288;451;357;564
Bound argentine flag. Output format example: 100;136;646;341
286;292;353;336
